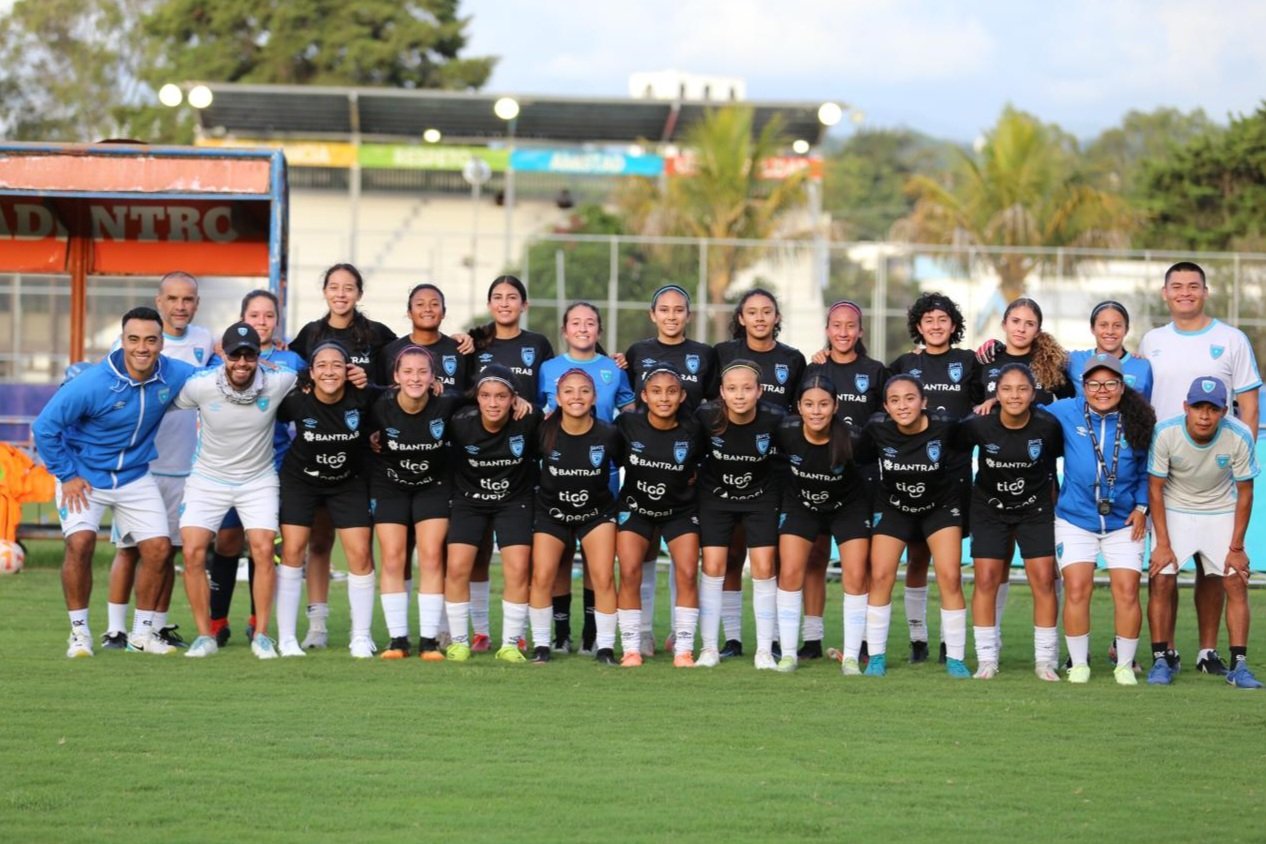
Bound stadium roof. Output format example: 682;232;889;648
194;83;837;146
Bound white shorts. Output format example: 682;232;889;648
115;473;186;549
57;473;169;545
1054;517;1144;573
1154;509;1236;577
179;471;280;535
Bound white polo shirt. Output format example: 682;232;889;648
1148;414;1259;514
1138;319;1261;420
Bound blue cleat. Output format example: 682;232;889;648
946;658;971;679
1226;663;1263;690
1147;658;1174;685
863;653;887;677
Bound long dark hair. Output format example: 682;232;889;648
317;263;374;352
471;275;528;351
1116;386;1156;451
729;288;782;341
539;368;596;456
240;288;279;319
797;374;853;468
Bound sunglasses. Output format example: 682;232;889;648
227;349;260;361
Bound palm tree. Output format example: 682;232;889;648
894;106;1133;302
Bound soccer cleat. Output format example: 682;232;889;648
797;640;823;660
719;639;743;659
673;652;695;668
1068;664;1091;684
532;646;552;664
1147;658;1174;686
446;642;471;662
1198;652;1229;676
436;630;453;650
841;657;862;676
1034;664;1061;682
938;641;947;664
496;644;527;663
579;644;595;657
550;636;572;655
211;620;231;648
470;633;491;653
418;637;444;660
278;638;306;658
621;651;643;668
859;640;870;669
517;636;527;652
100;631;128;650
863;653;887;677
771;640;783;661
595;648;618;666
66;631;94;658
694;647;720;668
380;637;411;659
1114;665;1138;686
1226;662;1264;689
1166;650;1182;674
185;635;219;658
946;658;971;679
909;640;930;664
775;655;798;673
349;636;376;659
827;647;844;663
640;631;655;658
754;650;778;670
157;625;189;649
664;632;676;653
973;661;998;680
301;628;328;650
246;614;256;643
252;634;279;659
127;631;175;655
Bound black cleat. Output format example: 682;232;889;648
157;625;188;648
594;648;618;666
909;640;929;663
532;646;552;664
213;624;231;648
381;636;411;659
1197;651;1229;676
859;640;870;669
797;640;824;660
938;641;947;664
418;637;443;660
551;636;572;655
101;631;128;650
1166;650;1182;673
719;639;744;659
771;640;783;660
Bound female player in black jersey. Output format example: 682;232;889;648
369;345;460;661
959;364;1063;680
695;360;785;669
288;263;396;649
775;375;871;672
616;364;706;668
377;284;475;396
275;341;378;659
529;369;624;665
445;364;543;663
890;293;982;663
861;375;970;678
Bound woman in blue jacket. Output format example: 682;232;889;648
1047;353;1156;687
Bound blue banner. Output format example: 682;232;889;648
510;148;663;177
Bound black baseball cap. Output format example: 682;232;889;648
222;322;262;356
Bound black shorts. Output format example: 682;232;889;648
872;499;962;544
534;501;617;545
448;495;533;548
969;490;1055;560
618;508;700;544
280;472;370;530
698;494;778;549
370;480;450;526
779;497;871;546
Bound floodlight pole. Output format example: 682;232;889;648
504;116;517;268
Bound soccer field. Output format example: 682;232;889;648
3;551;1266;842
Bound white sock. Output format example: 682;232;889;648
866;603;892;656
69;608;90;638
445;601;470;645
107;602;128;635
403;579;413;634
306;601;329;633
674;606;698;655
776;588;802;656
753;578;777;653
470;581;491;636
722;589;743;643
501;600;527;646
530;605;553;649
1066;633;1090;667
153;610;169;631
843;593;867;660
904;585;929;642
1034;626;1059;668
277;565;304;643
995;581;1010;629
942;608;967;661
1199;647;1215;662
974;625;999;665
618;608;641;654
131;609;154;641
641;564;657;635
347;573;375;640
595;610;617;650
380;591;408;638
1116;636;1139;670
417;592;443;639
699;575;724;651
802;614;824;643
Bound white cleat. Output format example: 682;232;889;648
1035;663;1061;682
184;635;219;658
640;631;655;658
128;631;176;655
694;647;720;668
66;631;94;659
349;636;376;659
974;661;999;679
252;634;279;659
279;638;306;657
301;628;329;650
754;650;778;670
841;657;862;676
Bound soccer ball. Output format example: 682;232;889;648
0;540;25;575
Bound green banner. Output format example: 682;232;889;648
358;144;509;172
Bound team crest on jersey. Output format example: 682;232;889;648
948;362;963;384
1210;345;1225;360
521;347;536;367
855;373;870;393
256;396;270;411
600;369;613;384
926;439;942;463
756;433;771;455
442;355;457;377
775;363;789;385
1201;379;1218;394
673;441;689;464
194;348;205;363
1217;453;1231;468
344;410;360;431
509;434;524;457
157;387;171;403
589;445;606;467
429;419;445;440
685;354;700;374
1028;439;1042;461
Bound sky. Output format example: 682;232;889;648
464;0;1266;142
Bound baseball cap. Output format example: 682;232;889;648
1081;352;1124;380
1186;376;1228;409
222;322;262;356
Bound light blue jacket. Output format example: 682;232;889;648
1048;396;1150;533
1067;349;1154;401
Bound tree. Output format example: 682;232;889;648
895;106;1133;302
1085;107;1221;202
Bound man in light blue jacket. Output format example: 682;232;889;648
32;307;196;658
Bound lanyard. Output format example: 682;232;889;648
1082;403;1121;502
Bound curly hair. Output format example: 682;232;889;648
907;292;965;346
1028;331;1069;391
1116;385;1157;451
729;288;782;341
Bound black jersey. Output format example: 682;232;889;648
473;331;555;403
278;386;378;484
624;337;719;411
617;409;704;519
804;356;888;428
695;402;784;502
714;339;806;412
863;413;962;514
368;391;459;490
377;334;473;397
448;405;542;504
537;420;624;524
959;407;1062;511
777;416;865;512
978;348;1075;408
290;318;397;375
890;349;983;418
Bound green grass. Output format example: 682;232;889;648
3;545;1266;842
